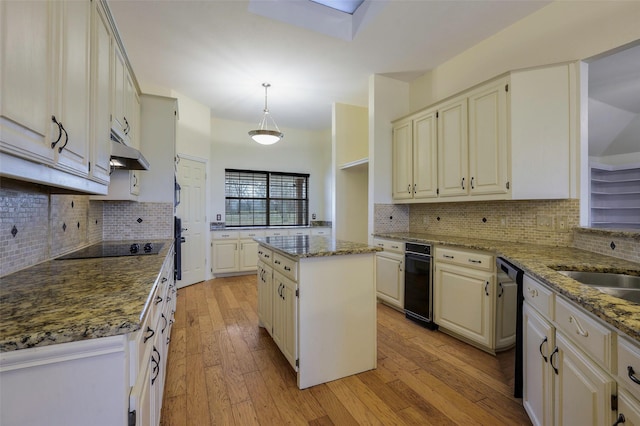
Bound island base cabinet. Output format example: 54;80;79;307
257;261;273;334
554;332;615;426
0;336;129;426
618;389;640;426
297;253;377;389
272;271;298;370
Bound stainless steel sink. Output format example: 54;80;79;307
557;271;640;304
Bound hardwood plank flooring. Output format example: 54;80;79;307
160;276;531;425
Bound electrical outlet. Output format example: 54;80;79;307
499;216;507;227
216;214;221;221
556;215;568;232
536;215;553;229
422;215;428;225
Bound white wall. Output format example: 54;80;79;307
368;74;409;242
210;117;331;223
409;1;640;110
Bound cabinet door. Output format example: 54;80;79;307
523;302;555;426
90;1;112;184
437;96;468;197
240;239;259;271
375;253;404;309
112;45;126;137
0;0;56;164
554;332;615;426
617;389;640;426
257;262;273;334
212;240;238;273
54;0;91;177
434;262;493;347
130;170;140;196
130;344;152;426
413;109;438;199
273;271;298;371
392;120;413;200
468;80;508;196
495;275;518;350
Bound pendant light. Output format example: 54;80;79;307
248;83;284;145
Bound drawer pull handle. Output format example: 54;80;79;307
275;260;281;265
144;326;155;343
265;254;270;258
628;366;640;385
539;336;548;362
614;413;626;425
568;316;589;337
284;266;291;271
443;254;455;259
484;281;489;296
498;282;504;298
527;287;538;298
468;259;482;264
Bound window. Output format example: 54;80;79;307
225;169;309;227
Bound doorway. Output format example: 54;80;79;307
176;155;207;288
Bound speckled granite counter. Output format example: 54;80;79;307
374;232;640;342
254;235;381;258
0;240;173;352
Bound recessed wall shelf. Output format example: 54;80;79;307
339;157;368;170
590;163;640;230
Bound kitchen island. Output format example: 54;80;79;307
255;235;381;389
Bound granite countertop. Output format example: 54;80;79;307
374;232;640;342
0;239;173;352
255;235;382;259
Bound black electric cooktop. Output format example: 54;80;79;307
56;242;164;260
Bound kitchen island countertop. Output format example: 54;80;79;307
254;235;382;258
374;231;640;343
0;239;173;352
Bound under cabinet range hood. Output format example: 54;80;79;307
109;132;150;170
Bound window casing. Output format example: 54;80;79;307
225;169;309;227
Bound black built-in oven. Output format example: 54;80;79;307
404;243;438;330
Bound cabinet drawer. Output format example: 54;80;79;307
618;389;640;426
555;296;613;370
311;228;330;236
435;247;493;271
273;252;297;281
257;246;273;264
265;229;287;237
372;238;405;254
618;337;640;400
523;275;555;318
289;229;310;236
212;231;239;240
239;230;265;239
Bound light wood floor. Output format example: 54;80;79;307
160;275;532;425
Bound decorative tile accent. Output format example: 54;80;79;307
102;202;173;241
374;204;410;233
573;229;640;263
0;180;50;277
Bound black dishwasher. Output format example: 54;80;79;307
404;243;438;330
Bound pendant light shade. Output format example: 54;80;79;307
249;83;284;145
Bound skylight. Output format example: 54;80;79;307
310;0;365;15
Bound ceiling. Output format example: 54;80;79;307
108;0;549;131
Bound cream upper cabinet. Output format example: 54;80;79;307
413;109;438;199
0;1;56;165
437;96;468;198
392;119;413;200
392;108;438;201
89;0;112;184
392;62;577;204
468;78;509;196
53;0;91;177
112;45;126;139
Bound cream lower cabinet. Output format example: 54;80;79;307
257;257;273;336
522;273;626;426
434;261;494;349
272;270;298;369
373;238;405;310
212;230;264;275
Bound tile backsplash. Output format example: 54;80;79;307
1;180;173;277
408;199;580;247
